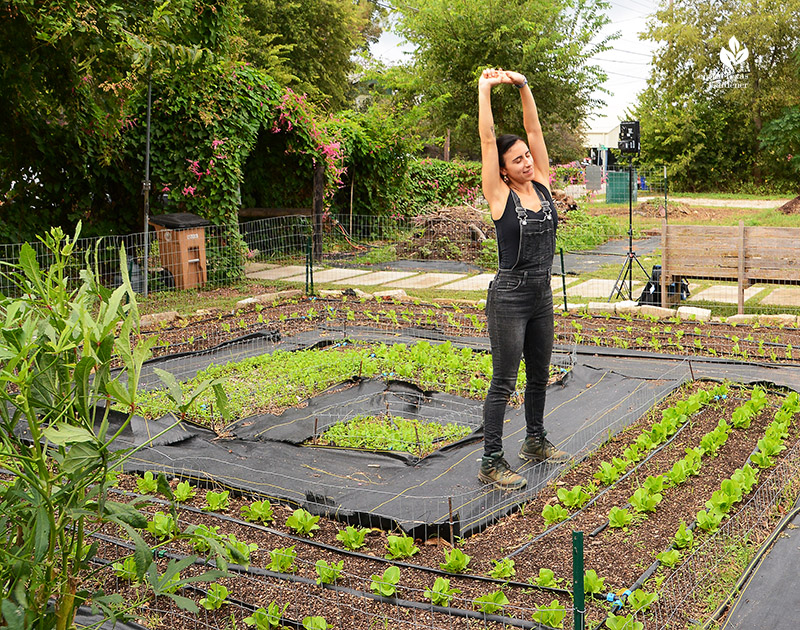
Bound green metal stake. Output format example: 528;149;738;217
573;530;585;630
560;248;568;312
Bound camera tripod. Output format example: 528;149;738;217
609;157;649;301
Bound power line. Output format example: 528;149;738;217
593;56;652;65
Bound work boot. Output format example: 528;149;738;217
519;433;571;463
478;451;527;490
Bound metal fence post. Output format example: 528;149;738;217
560;248;568;312
573;530;585;630
305;235;314;295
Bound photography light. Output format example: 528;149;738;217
618;120;640;154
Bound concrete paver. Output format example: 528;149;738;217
390;273;466;289
689;285;764;304
760;286;800;307
284;268;370;283
248;265;310;280
437;273;495;291
330;270;418;286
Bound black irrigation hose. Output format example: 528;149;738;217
90;532;544;630
107;487;571;597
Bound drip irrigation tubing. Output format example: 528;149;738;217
90;532;544;630
107;487;571;597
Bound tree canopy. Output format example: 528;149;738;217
631;0;800;192
387;0;615;161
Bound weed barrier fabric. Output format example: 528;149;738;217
718;507;800;629
119;353;686;538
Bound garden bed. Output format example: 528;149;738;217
87;380;800;629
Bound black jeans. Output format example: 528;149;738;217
483;269;554;455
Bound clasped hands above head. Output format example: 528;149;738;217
480;68;526;88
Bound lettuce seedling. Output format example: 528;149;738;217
136;471;158;495
488;558;516;580
244;602;288;630
336;525;370;550
696;509;723;532
583;569;605;595
556;485;590;509
203;490;230;512
593;461;620;486
657;549;681;568
628;588;658;613
673;521;694;549
173;480;196;503
424;577;461;606
606;613;643;630
286;508;320;537
370;566;401;597
474;589;509;614
608;506;633;529
315;559;344;585
532;599;566;629
542;503;569;527
241;500;274;524
146;511;177;541
199;583;229;610
385;534;419;559
533;568;561;588
267;545;296;573
440;548;471;573
630;488;662;513
302;616;331;630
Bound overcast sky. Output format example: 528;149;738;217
369;0;662;133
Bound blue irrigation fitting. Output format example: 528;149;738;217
605;593;616;602
623;589;632;598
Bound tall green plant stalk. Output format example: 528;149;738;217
0;224;226;629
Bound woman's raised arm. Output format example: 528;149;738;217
478;69;508;218
503;70;550;190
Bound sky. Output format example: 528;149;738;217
369;0;662;134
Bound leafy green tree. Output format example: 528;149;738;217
388;0;614;159
632;0;800;191
0;0;245;241
239;0;384;110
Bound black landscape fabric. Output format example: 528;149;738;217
109;332;800;538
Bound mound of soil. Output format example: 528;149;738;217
635;198;692;217
777;195;800;214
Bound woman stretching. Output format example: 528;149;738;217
477;67;569;490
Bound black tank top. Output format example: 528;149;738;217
494;181;558;270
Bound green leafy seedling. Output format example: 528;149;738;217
533;568;560;588
136;471;158;494
244;602;288;630
473;589;509;614
424;576;461;606
268;545;297;573
584;569;605;595
189;523;223;554
241;500;274;524
204;490;230;512
440;548;471;573
532;599;566;629
286;508;321;537
302;616;331;630
673;521;694;549
336;525;370;550
657;549;681;568
750;451;774;469
696;509;723;532
606;613;643;630
111;556;140;584
146;511;177;541
542;503;569;527
173;480;196;503
642;474;665;494
370;565;401;597
315;559;344;585
628;588;658;613
226;533;258;568
593;461;620;486
488;558;516;580
630;488;662;513
608;506;633;529
556;485;590;509
199;583;229;610
385;534;419;559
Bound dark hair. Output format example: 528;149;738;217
496;134;525;168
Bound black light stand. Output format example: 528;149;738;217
609;121;649;302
